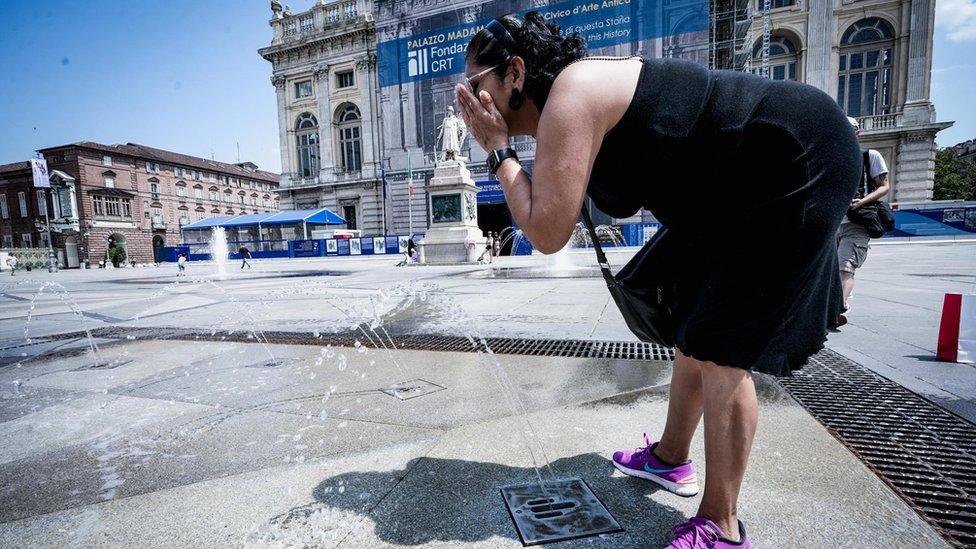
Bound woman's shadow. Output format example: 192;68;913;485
254;452;686;547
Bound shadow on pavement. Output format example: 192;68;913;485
255;453;686;547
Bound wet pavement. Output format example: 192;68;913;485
0;338;948;547
0;241;972;547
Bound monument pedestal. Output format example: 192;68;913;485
419;158;484;265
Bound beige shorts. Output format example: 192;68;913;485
837;222;871;274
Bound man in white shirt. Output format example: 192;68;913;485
836;116;891;326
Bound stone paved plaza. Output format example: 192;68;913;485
0;241;973;547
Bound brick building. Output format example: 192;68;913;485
24;142;281;267
0;161;54;250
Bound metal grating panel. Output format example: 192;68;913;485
501;477;622;546
780;349;976;548
47;327;677;362
380;379;445;400
244;357;298;369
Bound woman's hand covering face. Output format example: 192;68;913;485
455;83;510;151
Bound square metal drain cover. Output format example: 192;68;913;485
74;359;133;371
245;357;298;369
380;379;445;400
501;477;622;546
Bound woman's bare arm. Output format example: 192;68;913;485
494;73;608;253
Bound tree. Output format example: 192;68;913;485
108;246;127;268
933;148;976;201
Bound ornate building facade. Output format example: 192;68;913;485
741;0;951;201
259;0;385;234
259;0;949;240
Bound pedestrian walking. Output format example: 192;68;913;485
493;232;501;257
6;255;17;276
478;231;494;263
238;246;252;269
397;237;418;266
176;253;187;277
835;116;891;327
458;13;860;547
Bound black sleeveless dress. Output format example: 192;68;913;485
587;58;861;376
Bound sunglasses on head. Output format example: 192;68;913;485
463;19;519;95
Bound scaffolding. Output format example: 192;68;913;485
709;0;770;73
759;0;771;77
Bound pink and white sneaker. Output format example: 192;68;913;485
668;517;751;548
611;434;700;497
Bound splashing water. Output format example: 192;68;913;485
23;281;105;368
210;227;229;277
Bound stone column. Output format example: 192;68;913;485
804;0;835;94
906;0;932;102
356;52;384;234
356;53;379;180
902;0;937;124
68;181;78;219
314;64;334;176
272;74;292;208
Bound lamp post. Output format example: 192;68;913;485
44;190;56;273
82;229;91;269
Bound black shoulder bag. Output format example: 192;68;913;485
846;151;895;238
580;205;677;347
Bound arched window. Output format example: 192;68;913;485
752;35;799;81
336;104;362;172
295;113;320;178
838;17;894;117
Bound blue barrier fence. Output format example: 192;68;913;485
159;204;976;262
161;234;425;262
888;204;976;237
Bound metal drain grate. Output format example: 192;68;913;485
501;477;622;546
245;357;299;369
780;349;976;548
73;359;133;371
46;327;677;362
380;379;445;400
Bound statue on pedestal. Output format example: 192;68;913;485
436;106;467;161
420;107;482;264
271;0;283;18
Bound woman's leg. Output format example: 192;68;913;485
654;350;704;464
696;360;758;541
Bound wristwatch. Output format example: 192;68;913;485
487;148;519;175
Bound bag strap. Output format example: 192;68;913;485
580;202;616;284
862;150;872;197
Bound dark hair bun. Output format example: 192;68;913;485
466;11;587;110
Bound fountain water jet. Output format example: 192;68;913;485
210;227;229;277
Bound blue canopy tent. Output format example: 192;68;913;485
180;208;346;252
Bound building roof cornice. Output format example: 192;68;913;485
260;29;374;62
38;141;281;184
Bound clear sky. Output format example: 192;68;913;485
932;0;976;147
0;0;974;173
0;0;282;171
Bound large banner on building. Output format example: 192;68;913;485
374;0;708;232
30;158;49;189
377;0;707;88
